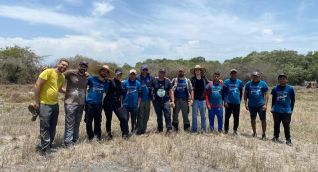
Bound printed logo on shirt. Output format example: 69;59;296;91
250;85;261;95
127;85;137;95
276;91;288;101
229;83;238;93
92;82;106;93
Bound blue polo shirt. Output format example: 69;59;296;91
245;80;268;108
271;85;295;114
86;76;109;105
223;78;244;104
123;79;141;108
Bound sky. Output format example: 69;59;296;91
0;0;318;65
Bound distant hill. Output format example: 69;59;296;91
1;46;318;85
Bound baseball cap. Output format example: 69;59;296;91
251;71;260;76
141;64;148;70
129;69;137;74
278;73;287;79
159;68;166;73
79;61;88;67
230;69;238;73
115;68;123;75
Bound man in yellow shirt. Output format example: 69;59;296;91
34;58;69;154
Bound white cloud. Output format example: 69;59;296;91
0;1;316;65
0;5;113;35
262;29;274;36
91;1;114;17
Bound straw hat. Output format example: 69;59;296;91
190;65;207;75
94;65;115;77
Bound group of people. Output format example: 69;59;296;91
31;58;296;154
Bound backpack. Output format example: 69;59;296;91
172;77;191;92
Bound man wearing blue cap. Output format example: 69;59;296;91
136;64;154;135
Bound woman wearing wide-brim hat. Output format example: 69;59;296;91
190;65;207;75
94;65;115;78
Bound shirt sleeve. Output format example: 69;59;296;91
39;69;49;81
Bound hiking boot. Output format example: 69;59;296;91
28;104;39;121
286;139;293;146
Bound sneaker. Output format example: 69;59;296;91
286;139;293;146
233;131;238;135
224;131;228;134
106;133;113;140
262;134;266;140
272;137;279;142
122;135;129;140
28;104;39;121
252;133;257;137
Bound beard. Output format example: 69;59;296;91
178;74;184;78
79;68;86;74
58;66;67;73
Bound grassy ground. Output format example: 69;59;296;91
0;85;317;172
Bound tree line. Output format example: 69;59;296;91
1;46;317;85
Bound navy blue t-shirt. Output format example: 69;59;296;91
223;78;244;104
271;85;295;114
245;80;268;108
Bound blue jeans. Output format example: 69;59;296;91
153;100;172;131
192;100;206;132
208;107;223;132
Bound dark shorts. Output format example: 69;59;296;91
249;106;266;120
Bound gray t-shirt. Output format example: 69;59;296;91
64;69;88;105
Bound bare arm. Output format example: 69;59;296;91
34;78;46;109
243;89;248;110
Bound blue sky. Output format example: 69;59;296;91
0;0;317;65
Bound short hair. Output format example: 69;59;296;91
58;58;69;65
214;72;220;75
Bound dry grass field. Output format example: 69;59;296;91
0;85;317;172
